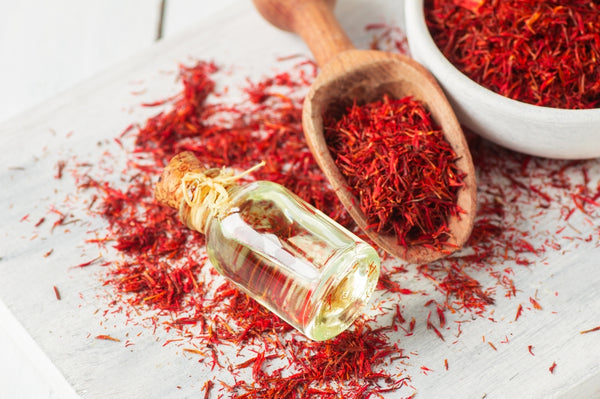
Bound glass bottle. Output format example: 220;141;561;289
155;152;380;341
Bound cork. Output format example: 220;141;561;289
155;151;204;209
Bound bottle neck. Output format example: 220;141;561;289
174;161;265;235
179;183;239;235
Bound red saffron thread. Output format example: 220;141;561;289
529;297;543;310
55;160;66;179
95;335;120;342
202;380;213;399
72;257;102;268
53;285;61;300
515;304;524;321
580;326;600;334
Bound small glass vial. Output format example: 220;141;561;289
155;152;380;341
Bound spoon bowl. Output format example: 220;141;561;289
253;0;477;264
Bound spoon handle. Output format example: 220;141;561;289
252;0;354;66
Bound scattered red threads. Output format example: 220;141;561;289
366;23;409;54
431;265;494;313
323;94;465;250
34;217;46;227
378;272;414;295
425;0;600;109
528;345;535;356
230;322;407;397
549;362;557;374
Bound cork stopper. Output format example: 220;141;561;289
155;151;203;209
156;152;265;234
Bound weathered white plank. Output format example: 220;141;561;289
0;300;78;399
162;0;238;38
0;0;162;123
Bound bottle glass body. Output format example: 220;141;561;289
185;180;380;341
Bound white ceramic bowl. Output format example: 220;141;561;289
404;0;600;160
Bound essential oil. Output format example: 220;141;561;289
155;152;380;341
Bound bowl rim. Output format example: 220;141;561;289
405;0;600;122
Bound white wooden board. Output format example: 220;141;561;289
1;1;599;398
0;0;163;123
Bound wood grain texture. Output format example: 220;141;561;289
0;0;162;123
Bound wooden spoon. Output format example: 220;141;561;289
252;0;477;264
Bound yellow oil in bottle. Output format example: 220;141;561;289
201;182;380;341
156;152;380;341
